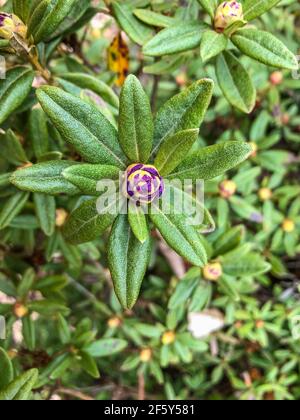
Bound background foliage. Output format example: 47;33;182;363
0;0;300;400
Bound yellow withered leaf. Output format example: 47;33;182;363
107;32;129;87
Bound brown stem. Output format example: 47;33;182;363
55;388;94;401
27;51;53;84
138;371;145;401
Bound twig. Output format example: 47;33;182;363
158;238;186;279
138;371;145;401
27;51;53;84
67;275;97;302
56;388;94;401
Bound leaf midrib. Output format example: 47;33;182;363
41;91;126;169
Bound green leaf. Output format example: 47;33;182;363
168;184;215;233
168;274;199;309
0;129;28;166
230;196;263;223
135;323;164;338
200;30;227;63
197;0;218;19
133;8;176;28
0;369;38;401
50;0;92;38
150;361;164;384
189;282;212;312
154;129;199;176
22;316;36;351
0;67;34;125
111;1;152;46
128;203;150;244
150;204;207;267
33;193;56;236
35;275;68;293
62;197;118;245
213;225;245;257
85;338;127;358
218;276;240;301
36;86;126;168
57;314;71;344
222;253;271;276
9;215;39;230
119;75;153;163
59;73;119;109
28;300;69;316
0;173;11;189
143;56;186;75
108;215;152;309
216;51;256;114
13;0;34;22
243;0;281;22
17;268;35;298
121;355;140;371
11;161;80;195
62;164;120;196
27;0;77;44
223;19;247;37
79;351;100;379
28;108;49;159
0;40;10;50
143;21;208;56
232;29;298;70
0;277;16;296
49;355;73;379
153;78;213;153
0;348;13;390
168;141;252;181
0;192;29;230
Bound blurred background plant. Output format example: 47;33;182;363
0;0;299;400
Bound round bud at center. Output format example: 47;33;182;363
124;163;164;206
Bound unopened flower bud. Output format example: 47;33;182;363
55;208;68;227
281;113;290;125
249;142;258;157
282;218;295;233
7;349;18;359
269;71;283;86
161;331;176;345
124;164;164;206
214;1;243;33
107;316;121;329
140;348;152;363
14;302;28;318
176;73;187;87
203;262;223;281
255;320;265;329
258;188;272;201
219;180;237;199
0;12;27;40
